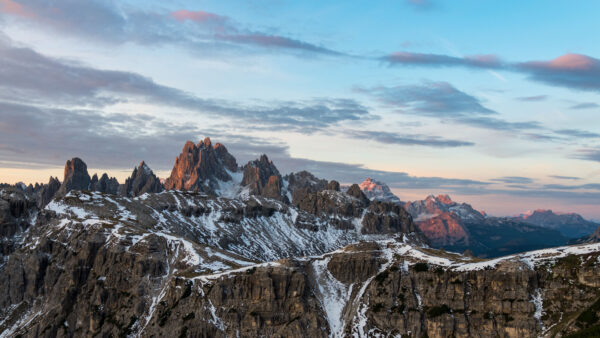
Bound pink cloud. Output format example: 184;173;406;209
0;0;35;18
170;10;226;24
546;53;597;70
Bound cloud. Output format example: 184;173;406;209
490;176;535;184
554;129;600;139
549;175;581;180
574;149;600;162
382;52;503;69
516;95;547;102
543;183;600;190
516;54;600;92
382;51;600;92
359;81;496;118
343;130;474;148
0;0;345;57
0;36;370;132
570;102;599;110
454;116;542;131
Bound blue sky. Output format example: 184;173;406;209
0;0;599;218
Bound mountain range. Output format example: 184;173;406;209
358;178;598;257
1;138;600;337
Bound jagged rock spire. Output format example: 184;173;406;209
242;154;286;201
121;161;163;197
56;157;91;197
164;138;238;193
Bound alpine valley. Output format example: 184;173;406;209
2;138;600;338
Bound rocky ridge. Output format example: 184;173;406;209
2;139;600;337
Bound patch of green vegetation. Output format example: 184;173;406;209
557;254;581;269
427;304;451;318
375;270;389;284
576;298;600;326
414;262;429;272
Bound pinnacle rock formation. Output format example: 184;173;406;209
38;176;61;207
164;138;236;193
56;157;91;197
120;161;163;197
242;154;286;201
90;173;120;194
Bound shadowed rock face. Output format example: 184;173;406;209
38;176;60;207
91;173;120;195
120;161;163;197
164;138;236;193
242;155;286;201
284;171;329;205
56;157;91;197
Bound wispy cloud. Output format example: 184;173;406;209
490;176;535;184
549;175;581;180
0;36;370;133
0;0;345;57
516;95;547;102
574;149;600;162
343;130;474;148
382;51;600;92
543;183;600;190
357;81;496;117
570;102;599;110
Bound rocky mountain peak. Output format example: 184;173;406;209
121;161;163;197
164;139;236;193
242;154;286;201
90;173;120;195
436;194;454;205
38;176;61;207
359;177;401;203
56;157;91;197
346;183;370;204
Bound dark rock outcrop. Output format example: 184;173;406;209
38;176;61;207
346;183;370;204
120;161;163;197
56;157;91;197
242;155;285;201
326;180;340;192
284;171;329;205
164;138;235;193
0;187;37;256
91;173;120;194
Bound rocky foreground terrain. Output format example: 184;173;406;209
2;138;600;337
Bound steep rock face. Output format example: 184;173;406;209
359;178;402;204
362;201;415;234
405;194;484;223
91;173;120;194
416;212;469;247
517;209;598;238
55;157;91;197
164;138;235;193
214;143;238;172
0;188;37;256
38;176;60;207
120;161;163;197
242;155;285;201
284;171;329;205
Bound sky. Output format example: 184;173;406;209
0;0;599;218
